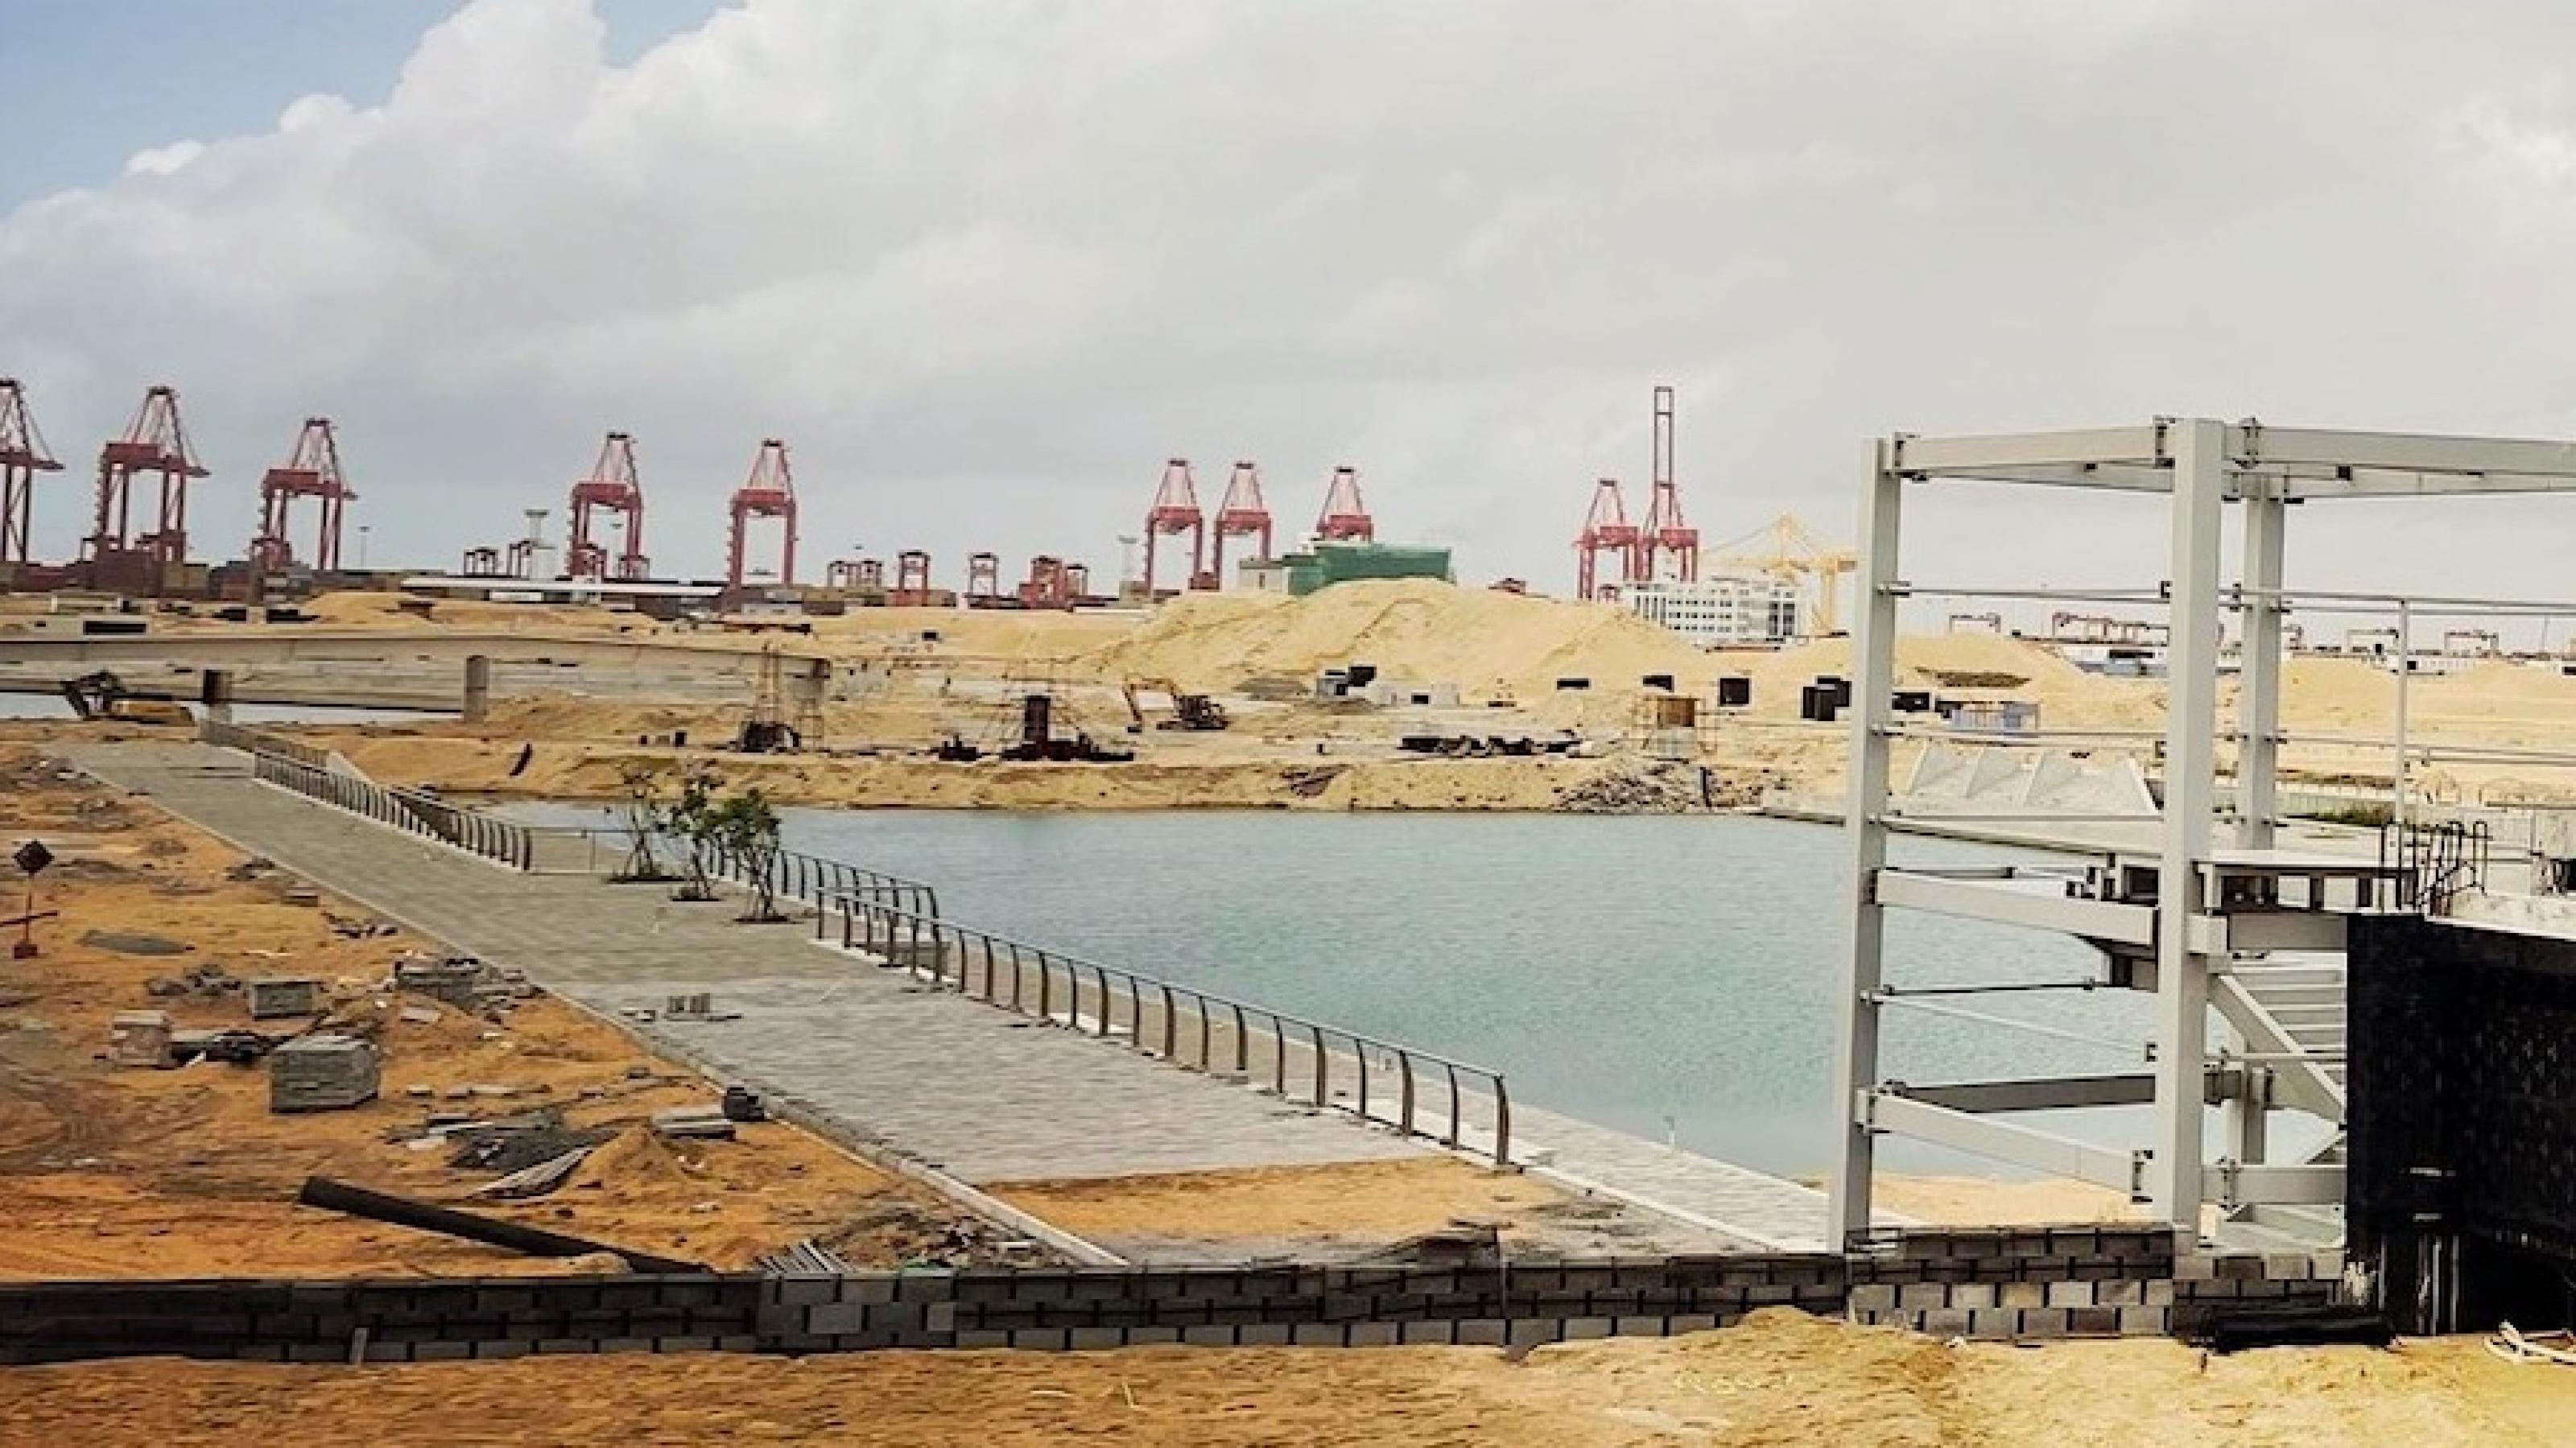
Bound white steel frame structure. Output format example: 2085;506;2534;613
1828;419;2576;1245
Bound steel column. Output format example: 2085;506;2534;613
2235;481;2287;849
2153;418;2226;1228
1827;439;1903;1245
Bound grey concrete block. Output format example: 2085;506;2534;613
924;1302;956;1334
806;1302;868;1335
1508;1320;1563;1347
1999;1281;2046;1310
1612;1316;1666;1339
1347;1322;1402;1347
2262;1253;2314;1281
1125;1326;1181;1345
836;1277;898;1305
473;1340;533;1359
2119;1306;2169;1337
1668;1314;1719;1335
1009;1329;1069;1351
1455;1319;1509;1346
535;1339;600;1355
774;1277;838;1306
1236;1323;1294;1347
2066;1307;2121;1338
1292;1324;1346;1347
1848;1284;1897;1314
1067;1327;1125;1351
597;1337;655;1355
2045;1281;2095;1308
411;1342;473;1362
1948;1283;1997;1310
2095;1280;2144;1306
1897;1282;1948;1311
1967;1308;2018;1340
1563;1317;1614;1341
1920;1308;1972;1339
2144;1280;2175;1306
713;1335;762;1353
2173;1253;2217;1281
654;1336;716;1353
955;1330;1012;1349
1182;1326;1239;1347
2018;1308;2069;1338
1400;1321;1456;1345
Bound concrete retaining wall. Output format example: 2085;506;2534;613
0;1229;2348;1365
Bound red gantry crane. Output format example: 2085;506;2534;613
1314;464;1373;543
1142;457;1208;596
1637;385;1699;582
250;418;355;573
1019;554;1074;609
965;551;1001;601
86;386;208;580
891;549;933;605
0;378;62;567
1575;476;1640;601
567;431;648;580
724;438;797;588
1210;460;1273;585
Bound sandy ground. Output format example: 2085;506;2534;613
3;1308;2570;1446
990;1159;1721;1261
188;578;2576;815
0;738;999;1277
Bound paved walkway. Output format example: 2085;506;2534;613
80;742;1870;1250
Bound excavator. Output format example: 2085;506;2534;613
59;670;194;726
1119;677;1230;734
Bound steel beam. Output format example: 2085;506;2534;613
2205;1161;2344;1207
2235;425;2576;481
1829;440;1903;1246
1895;1074;2157;1112
1874;868;2155;947
1866;1092;2145;1195
1888;425;2165;476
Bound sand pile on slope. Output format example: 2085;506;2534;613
1081;580;1713;695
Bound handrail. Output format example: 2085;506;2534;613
822;892;1512;1167
207;720;535;872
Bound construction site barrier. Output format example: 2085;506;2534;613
826;893;1513;1168
197;717;331;771
243;749;534;872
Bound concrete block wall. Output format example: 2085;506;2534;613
0;1231;2353;1365
1845;1227;2343;1339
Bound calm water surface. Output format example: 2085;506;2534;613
515;804;2182;1176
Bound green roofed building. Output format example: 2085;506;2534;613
1243;542;1455;596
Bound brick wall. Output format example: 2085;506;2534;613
0;1231;2348;1366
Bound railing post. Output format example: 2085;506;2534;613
1397;1050;1415;1137
1007;943;1025;1012
1272;1018;1288;1096
1158;984;1177;1058
1356;1042;1370;1124
1196;998;1212;1071
1311;1025;1327;1106
1038;953;1054;1021
1231;1004;1249;1075
1443;1062;1462;1148
1492;1077;1512;1168
1092;967;1111;1037
1127;976;1143;1044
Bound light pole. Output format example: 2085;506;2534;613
357;524;371;570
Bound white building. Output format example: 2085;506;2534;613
1623;574;1802;646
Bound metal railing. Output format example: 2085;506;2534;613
2380;818;2491;914
199;717;331;771
246;749;535;871
824;893;1512;1167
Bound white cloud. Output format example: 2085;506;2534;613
6;0;2576;608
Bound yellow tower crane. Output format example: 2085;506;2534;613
1708;514;1859;637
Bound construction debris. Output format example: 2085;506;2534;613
471;1145;599;1201
650;1105;738;1141
720;1085;767;1122
296;1176;703;1273
394;953;497;1009
171;1028;278;1066
246;976;319;1019
1554;759;1715;815
663;992;739;1022
108;1009;173;1068
269;1033;382;1112
143;961;242;998
81;930;190;957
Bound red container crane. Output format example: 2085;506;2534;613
0;378;62;567
1575;477;1640;601
567;431;648;580
724;439;797;588
1142;458;1208;595
85;386;208;585
1210;460;1274;585
965;551;1002;600
1314;464;1373;543
1638;385;1698;582
250;418;355;573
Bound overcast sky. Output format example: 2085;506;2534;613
6;0;2576;621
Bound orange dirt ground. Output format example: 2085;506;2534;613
3;1308;2571;1448
0;734;988;1277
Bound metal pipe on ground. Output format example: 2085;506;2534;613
297;1176;704;1273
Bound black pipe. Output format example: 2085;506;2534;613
297;1176;704;1274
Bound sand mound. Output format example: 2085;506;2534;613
1081;580;1713;696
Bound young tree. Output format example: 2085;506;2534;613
611;762;675;882
706;788;786;922
661;766;725;901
